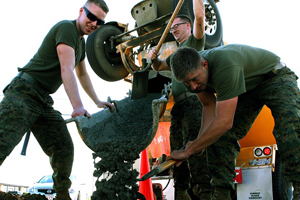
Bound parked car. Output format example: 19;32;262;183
28;175;80;200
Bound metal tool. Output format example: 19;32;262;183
20;130;30;156
137;159;177;181
137;145;186;181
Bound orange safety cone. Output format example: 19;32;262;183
138;148;155;200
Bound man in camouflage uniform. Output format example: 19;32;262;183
168;45;300;200
0;1;114;200
149;0;213;199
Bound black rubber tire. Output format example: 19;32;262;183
172;0;223;49
272;153;292;200
86;25;129;82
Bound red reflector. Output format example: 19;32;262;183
263;147;271;155
234;168;243;183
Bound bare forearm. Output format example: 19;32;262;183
62;70;83;110
77;73;100;104
151;58;162;71
198;105;216;137
194;0;205;21
193;0;205;38
187;100;236;156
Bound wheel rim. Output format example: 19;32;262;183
204;0;218;36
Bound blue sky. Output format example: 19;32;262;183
0;0;299;196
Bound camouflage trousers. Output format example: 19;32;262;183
207;67;300;190
170;95;211;190
0;77;74;192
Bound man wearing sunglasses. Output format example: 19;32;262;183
148;1;213;200
0;1;113;200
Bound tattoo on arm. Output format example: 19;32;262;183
199;24;204;34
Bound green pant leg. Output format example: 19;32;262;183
257;67;300;182
171;95;211;191
181;96;211;185
206;134;238;190
0;78;43;165
170;102;191;190
188;152;211;184
0;78;73;192
31;99;74;192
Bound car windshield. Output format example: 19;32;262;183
38;175;53;183
38;175;75;183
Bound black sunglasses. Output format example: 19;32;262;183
83;6;105;26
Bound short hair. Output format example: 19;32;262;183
170;47;201;82
176;14;192;25
86;0;109;13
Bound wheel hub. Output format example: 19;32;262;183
204;0;218;36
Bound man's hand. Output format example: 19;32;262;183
148;48;160;60
96;101;115;112
167;149;190;167
71;107;91;118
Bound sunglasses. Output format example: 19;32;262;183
169;22;188;33
83;6;105;26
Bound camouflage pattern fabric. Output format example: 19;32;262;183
211;187;231;200
170;95;212;190
0;77;74;192
207;67;300;191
